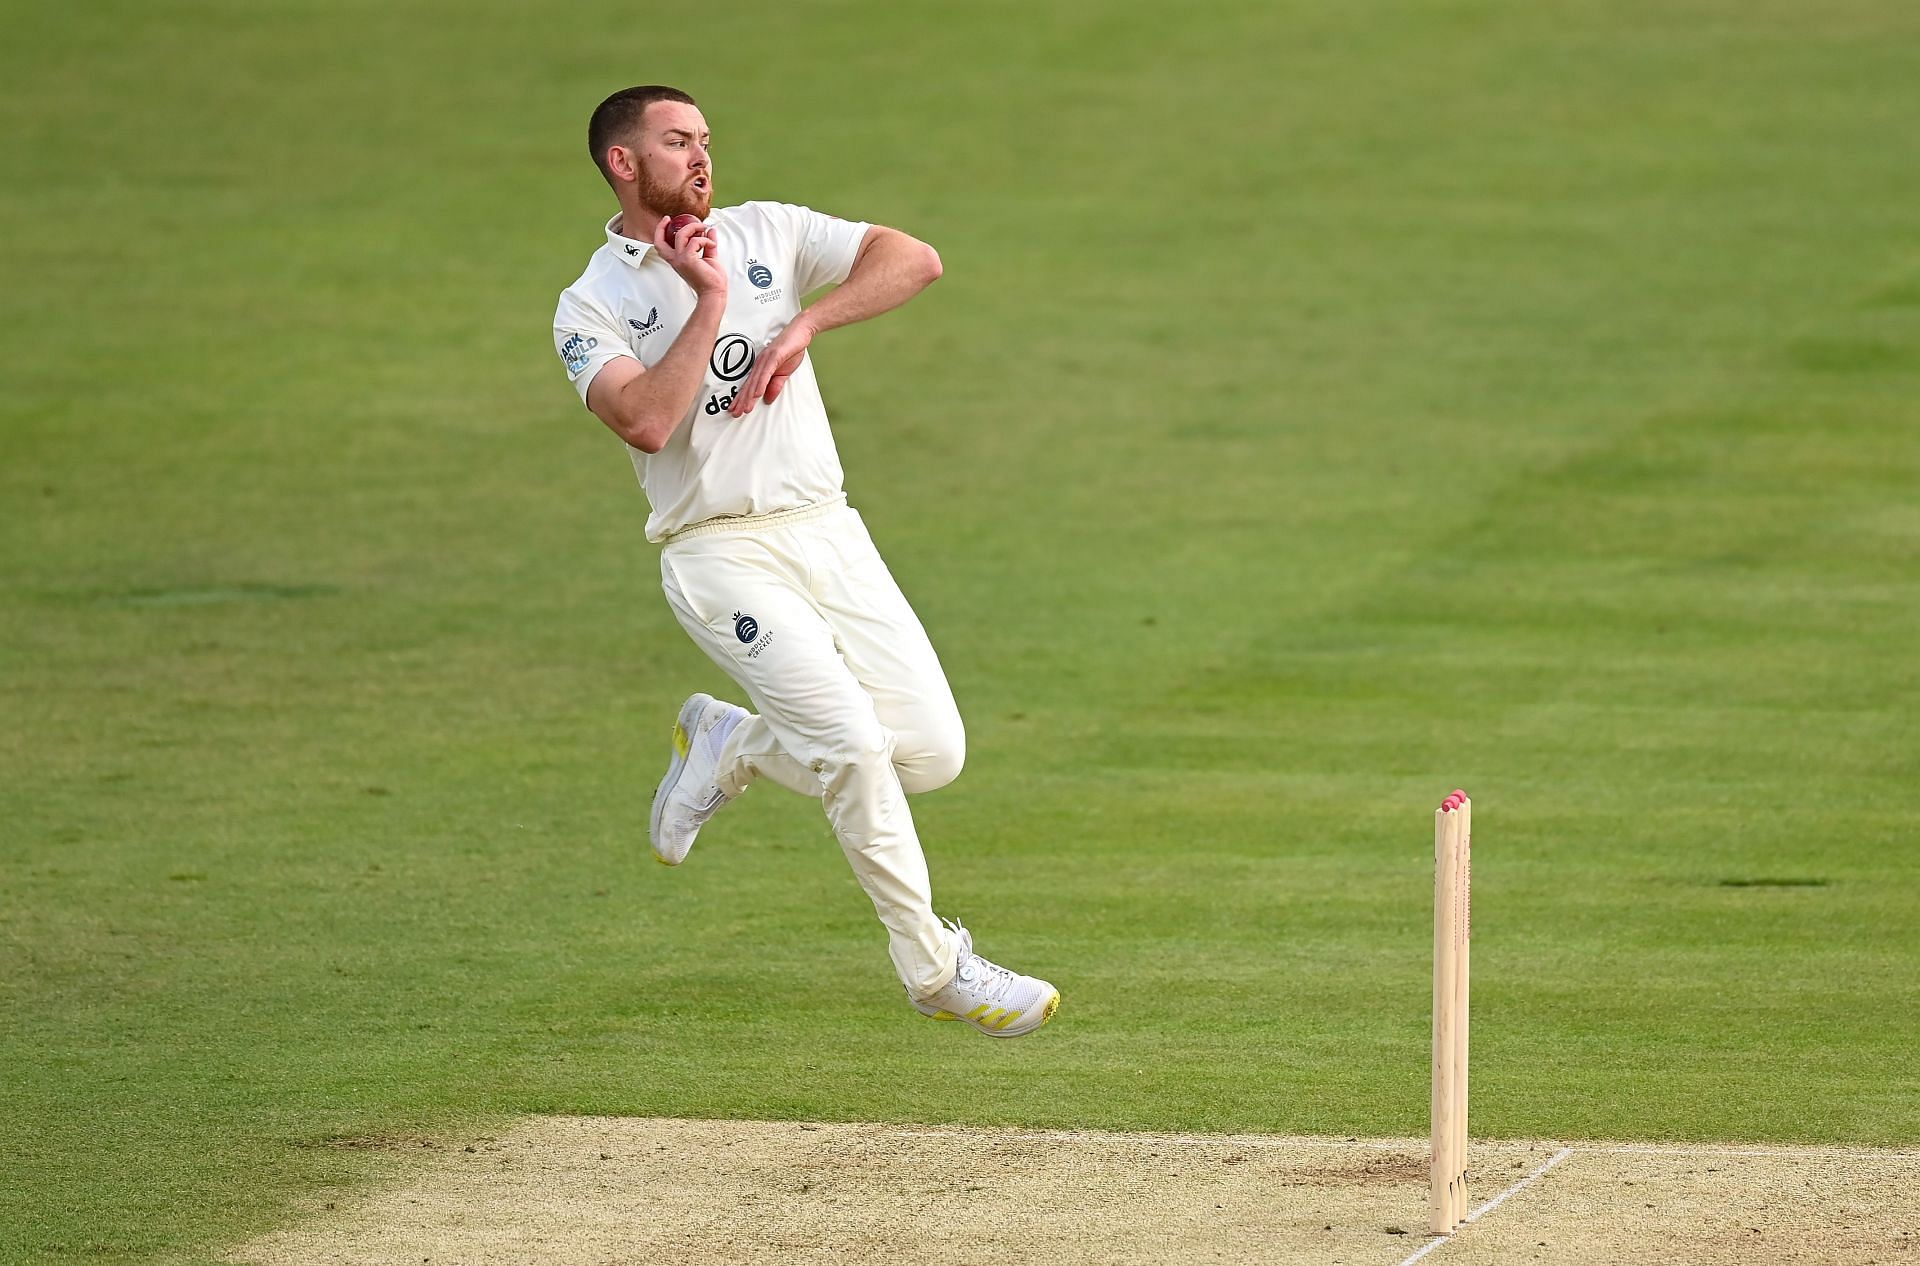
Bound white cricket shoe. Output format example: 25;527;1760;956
648;692;747;866
911;920;1060;1038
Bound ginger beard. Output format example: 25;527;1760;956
637;158;712;220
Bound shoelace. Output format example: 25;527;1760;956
943;918;1019;1005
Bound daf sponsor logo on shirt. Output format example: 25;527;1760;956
703;333;757;415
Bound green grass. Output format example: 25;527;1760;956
4;0;1919;1261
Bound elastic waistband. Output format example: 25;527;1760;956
660;495;849;544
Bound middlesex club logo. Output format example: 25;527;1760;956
732;611;774;658
745;259;783;306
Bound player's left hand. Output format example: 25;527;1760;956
729;317;815;417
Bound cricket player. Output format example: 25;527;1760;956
551;86;1058;1038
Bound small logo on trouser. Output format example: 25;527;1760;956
731;611;774;658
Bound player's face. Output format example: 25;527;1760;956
632;101;713;218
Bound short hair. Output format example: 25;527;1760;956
588;86;698;190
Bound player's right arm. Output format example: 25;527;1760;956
581;219;729;454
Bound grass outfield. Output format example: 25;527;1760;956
4;1;1918;1261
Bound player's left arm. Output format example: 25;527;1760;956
727;226;941;417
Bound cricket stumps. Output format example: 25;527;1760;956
1432;788;1471;1233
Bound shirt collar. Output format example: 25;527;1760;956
607;214;654;266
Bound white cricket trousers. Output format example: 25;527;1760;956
659;500;961;998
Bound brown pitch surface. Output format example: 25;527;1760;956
230;1118;1920;1266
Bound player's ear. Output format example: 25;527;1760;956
606;145;639;184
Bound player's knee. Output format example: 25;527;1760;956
895;720;965;794
814;729;898;795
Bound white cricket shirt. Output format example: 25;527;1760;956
552;202;871;542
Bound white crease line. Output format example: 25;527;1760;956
1392;1146;1574;1266
1393;1232;1453;1266
1465;1145;1574;1222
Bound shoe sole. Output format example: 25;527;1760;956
918;988;1061;1038
648;693;714;866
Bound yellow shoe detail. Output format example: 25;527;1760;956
926;1010;959;1021
672;723;691;758
965;1004;990;1020
993;1010;1021;1030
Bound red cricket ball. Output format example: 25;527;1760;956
664;214;704;244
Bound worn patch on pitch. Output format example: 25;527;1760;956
230;1118;1920;1266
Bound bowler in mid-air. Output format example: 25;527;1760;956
551;85;1058;1037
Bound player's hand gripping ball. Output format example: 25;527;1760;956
665;214;704;245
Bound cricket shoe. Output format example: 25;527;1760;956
648;692;748;866
911;919;1060;1038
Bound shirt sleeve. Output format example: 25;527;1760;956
552;287;636;404
779;203;873;297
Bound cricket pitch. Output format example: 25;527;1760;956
232;1117;1919;1265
